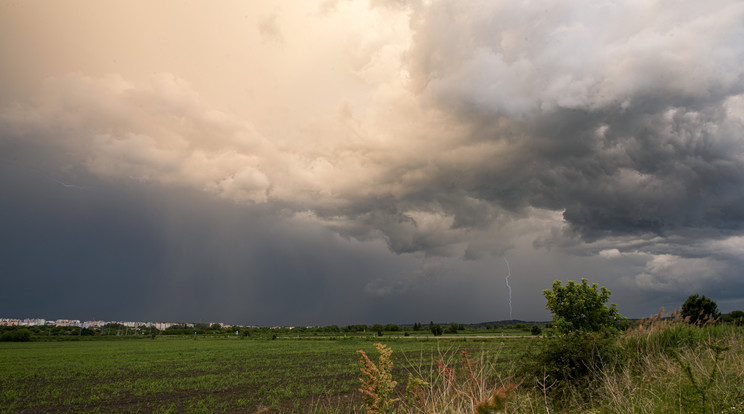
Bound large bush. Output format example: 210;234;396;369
543;278;624;333
681;294;720;324
520;279;625;402
0;328;33;342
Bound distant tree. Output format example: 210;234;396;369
384;324;400;332
412;322;421;331
485;323;493;330
0;328;32;342
681;294;721;324
729;310;744;318
445;322;459;334
530;325;542;336
543;278;624;333
727;310;744;326
430;323;443;336
370;323;384;333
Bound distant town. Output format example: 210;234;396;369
0;317;268;330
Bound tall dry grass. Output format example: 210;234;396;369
345;313;744;414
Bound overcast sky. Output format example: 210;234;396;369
2;0;744;326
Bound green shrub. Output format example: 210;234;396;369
0;328;33;342
543;279;625;333
520;328;619;394
681;294;721;325
518;278;625;403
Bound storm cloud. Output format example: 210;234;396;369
1;0;744;324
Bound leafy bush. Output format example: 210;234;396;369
543;278;624;333
445;322;459;334
520;329;619;393
519;279;625;402
681;294;721;325
1;328;33;342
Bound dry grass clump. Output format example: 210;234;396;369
353;343;518;413
594;309;744;414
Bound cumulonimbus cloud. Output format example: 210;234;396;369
2;0;744;276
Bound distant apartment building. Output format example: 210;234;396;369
0;318;20;326
154;322;174;331
1;318;47;326
2;317;243;331
55;319;82;327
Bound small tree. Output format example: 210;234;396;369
726;310;744;326
681;294;720;324
445;322;459;334
521;279;624;392
543;278;624;333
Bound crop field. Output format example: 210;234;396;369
0;336;531;413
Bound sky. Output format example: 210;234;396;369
2;0;744;326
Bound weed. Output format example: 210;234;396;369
357;343;398;413
670;343;730;414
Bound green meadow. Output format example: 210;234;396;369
2;323;744;413
0;336;528;413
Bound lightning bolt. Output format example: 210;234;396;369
504;258;512;320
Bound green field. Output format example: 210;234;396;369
0;336;529;413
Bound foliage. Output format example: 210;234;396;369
519;279;625;401
357;343;398;413
619;308;729;359
384;324;400;332
520;328;620;397
0;328;32;342
597;318;744;414
670;343;730;414
682;294;721;325
543;278;624;333
723;310;744;326
429;322;443;336
445;322;460;334
729;310;744;319
530;325;542;336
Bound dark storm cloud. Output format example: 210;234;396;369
401;0;744;241
0;154;433;325
3;0;744;324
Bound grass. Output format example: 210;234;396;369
349;315;744;413
504;314;744;413
0;336;528;413
3;319;742;413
